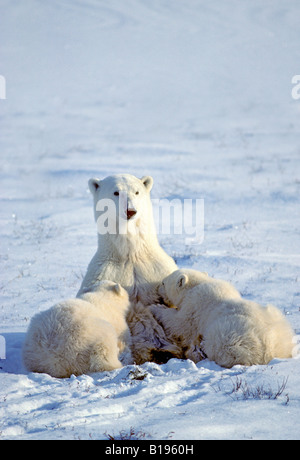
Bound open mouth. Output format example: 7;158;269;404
126;209;137;220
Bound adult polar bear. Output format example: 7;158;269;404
77;173;181;364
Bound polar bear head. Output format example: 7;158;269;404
159;269;241;308
81;279;131;312
88;174;155;237
158;269;209;307
90;279;127;296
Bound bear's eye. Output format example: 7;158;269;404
135;191;139;195
114;191;119;196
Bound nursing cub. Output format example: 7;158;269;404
151;269;295;368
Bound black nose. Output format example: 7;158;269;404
126;209;137;220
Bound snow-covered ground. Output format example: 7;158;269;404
0;0;300;440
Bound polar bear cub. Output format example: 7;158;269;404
23;280;132;378
152;269;295;368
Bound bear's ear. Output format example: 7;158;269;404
140;175;153;191
88;178;101;194
113;283;123;296
177;274;188;289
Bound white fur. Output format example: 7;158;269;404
23;280;132;378
152;269;295;368
77;174;179;364
77;174;177;304
126;301;183;364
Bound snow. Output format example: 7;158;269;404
0;0;300;440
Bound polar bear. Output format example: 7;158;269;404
77;174;181;364
151;269;295;368
23;280;132;378
77;174;177;304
